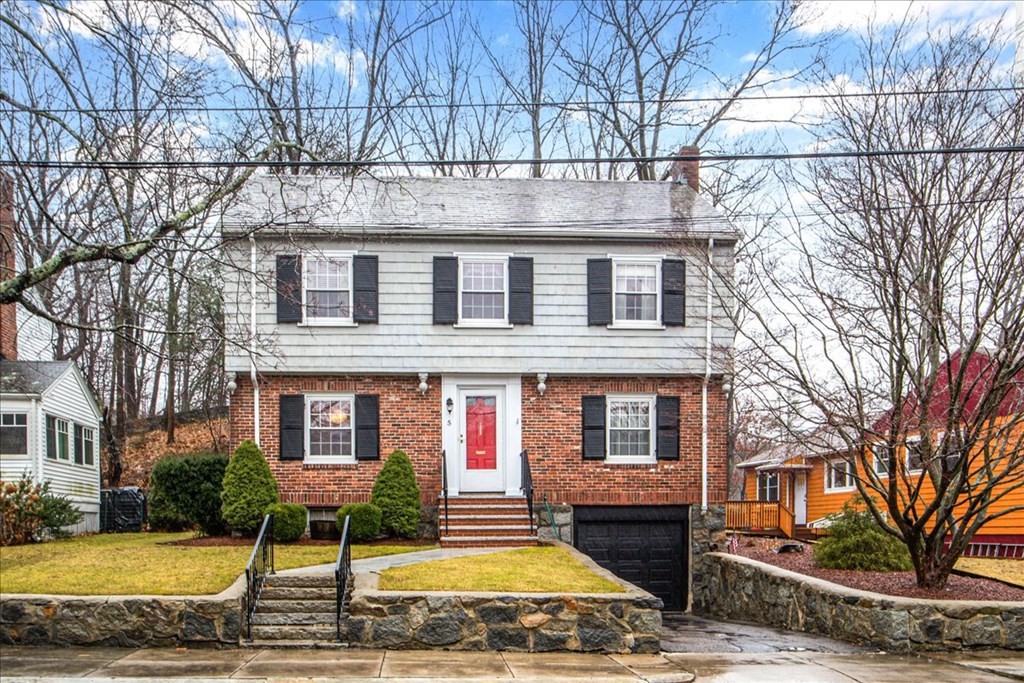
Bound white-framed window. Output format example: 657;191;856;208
612;258;660;327
46;416;70;461
458;256;508;324
305;395;355;463
825;458;854;492
0;413;28;456
906;437;925;473
606;395;656;463
303;251;353;324
74;426;96;467
757;472;779;501
872;443;893;477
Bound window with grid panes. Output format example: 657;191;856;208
607;396;655;460
460;259;506;322
305;255;351;321
757;472;779;501
0;413;28;455
614;261;658;324
307;396;354;461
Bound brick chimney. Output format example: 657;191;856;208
0;171;17;360
670;146;700;192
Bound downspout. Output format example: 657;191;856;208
31;397;42;485
250;236;260;446
702;238;714;513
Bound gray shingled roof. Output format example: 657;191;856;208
220;175;738;240
0;360;73;395
736;427;855;470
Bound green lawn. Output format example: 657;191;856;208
0;533;432;595
378;546;625;593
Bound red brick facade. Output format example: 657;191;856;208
229;373;728;511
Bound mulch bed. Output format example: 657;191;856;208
163;536;436;548
732;536;1024;602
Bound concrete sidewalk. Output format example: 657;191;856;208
2;646;1023;683
278;546;508;576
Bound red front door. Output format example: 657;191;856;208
465;396;497;470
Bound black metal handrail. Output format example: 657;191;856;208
244;513;274;641
441;449;449;536
335;514;352;642
521;449;534;536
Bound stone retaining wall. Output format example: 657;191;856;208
1;580;243;647
345;543;663;653
693;552;1024;652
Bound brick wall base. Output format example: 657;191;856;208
228;373;727;510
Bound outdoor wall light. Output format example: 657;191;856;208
418;373;429;395
537;373;547;396
446;397;454;414
226;373;237;394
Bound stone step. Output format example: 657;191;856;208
439;536;538;548
445;524;533;531
444;526;534;538
441;505;530;514
260;586;336;601
243;639;347;649
256;599;336;614
251;612;337;626
249;624;338;641
265;574;335;588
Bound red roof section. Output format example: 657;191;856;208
873;350;1024;433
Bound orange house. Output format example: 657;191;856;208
732;353;1024;558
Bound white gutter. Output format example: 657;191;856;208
250;236;260;446
702;238;714;513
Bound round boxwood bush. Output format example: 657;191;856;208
813;503;913;571
370;449;421;538
149;453;229;535
337;502;382;542
220;440;279;535
266;502;308;542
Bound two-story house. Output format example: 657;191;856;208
221;155;735;610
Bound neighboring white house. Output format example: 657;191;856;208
0;360;103;533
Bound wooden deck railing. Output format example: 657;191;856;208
724;500;795;539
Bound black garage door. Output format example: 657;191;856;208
574;506;688;610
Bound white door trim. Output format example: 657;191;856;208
794;473;807;526
441;375;522;497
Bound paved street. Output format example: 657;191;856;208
660;613;867;654
1;645;1022;682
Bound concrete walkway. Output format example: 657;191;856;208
277;547;509;576
2;645;1023;682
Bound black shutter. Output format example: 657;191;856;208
663;260;686;326
276;255;303;324
279;394;305;460
508;257;534;325
352;255;379;323
587;259;612;326
433;256;458;324
582;396;607;460
354;394;380;460
74;424;84;464
656;396;680;461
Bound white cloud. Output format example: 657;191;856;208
794;0;1015;36
337;0;357;19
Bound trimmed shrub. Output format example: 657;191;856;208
221;440;279;534
813;502;913;572
337;503;382;542
148;453;229;535
267;502;308;542
38;490;83;540
370;450;420;538
0;477;46;545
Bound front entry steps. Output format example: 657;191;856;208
439;494;538;548
245;573;344;648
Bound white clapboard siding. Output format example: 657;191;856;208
224;237;735;376
38;366;101;514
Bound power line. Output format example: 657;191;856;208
1;86;1020;116
5;145;1024;170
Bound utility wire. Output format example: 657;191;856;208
1;86;1020;116
6;145;1024;170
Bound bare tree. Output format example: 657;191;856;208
734;19;1024;588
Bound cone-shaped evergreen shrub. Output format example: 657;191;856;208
813;502;913;571
266;502;308;542
338;502;383;541
370;449;420;538
221;440;279;534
